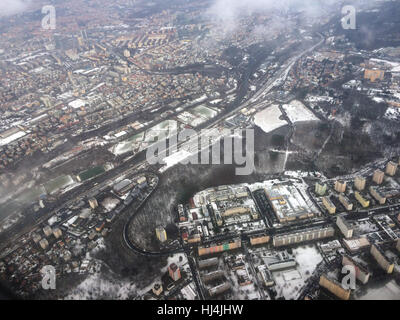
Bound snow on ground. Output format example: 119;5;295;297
65;265;137;300
101;197;120;212
373;97;385;103
161;253;188;274
385;107;400;120
282;100;319;124
0;130;27;147
273;245;323;300
0;212;23;233
65;240;138;300
370;58;400;72
254;104;288;133
357;280;400;300
160;149;192;172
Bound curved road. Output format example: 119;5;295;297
122;173;184;256
122;34;327;257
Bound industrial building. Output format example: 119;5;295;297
339;194;353;211
342;255;371;284
354;176;366;191
267;259;297;271
319;274;351;300
272;226;334;247
113;179;134;195
355;191;370;208
370;244;394;274
207;185;240;202
334;180;347;193
373;169;385;185
137;176;148;189
315;182;327;196
386;161;398;176
265;185;317;223
336;216;353;239
322;196;336;214
369;187;386;205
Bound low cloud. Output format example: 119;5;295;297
0;0;31;17
205;0;339;32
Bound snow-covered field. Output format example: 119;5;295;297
254;104;288;133
65;267;137;300
273;245;323;300
282;100;319;124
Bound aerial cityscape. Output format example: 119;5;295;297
1;0;400;302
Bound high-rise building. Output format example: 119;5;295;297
319;274;350;300
156;226;167;243
39;238;49;250
339;194;353;211
32;233;41;244
53;228;62;239
273;227;334;247
152;283;163;296
364;69;385;82
315;182;327;196
322;196;336;214
43;225;53;237
334;180;346;193
168;263;181;282
372;169;384;185
354;176;366;191
336;216;353;238
208;282;231;297
386;161;398;176
369;187;386;205
342;255;370;284
355;191;370;208
77;36;84;47
370;244;394;274
88;198;98;209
